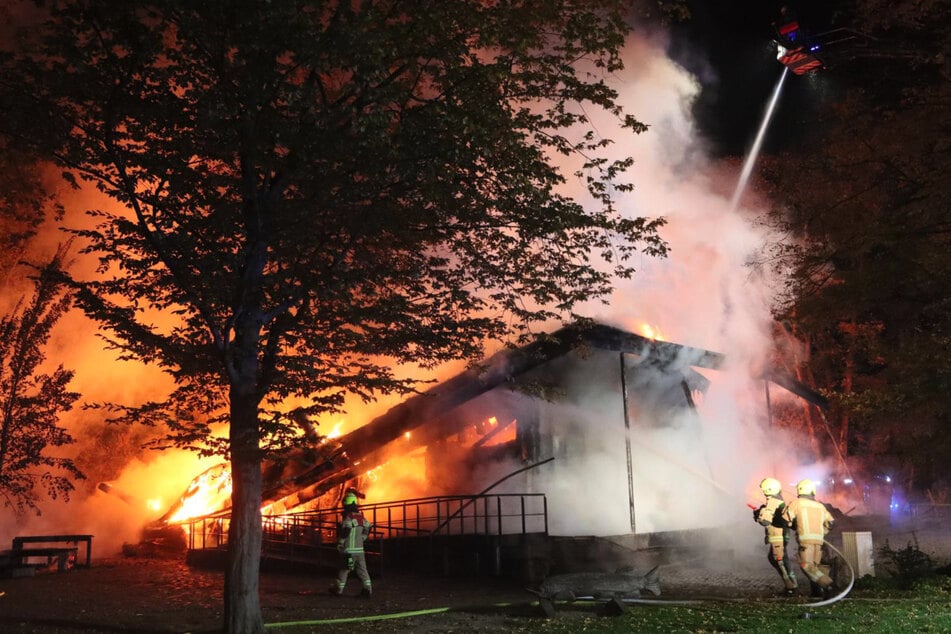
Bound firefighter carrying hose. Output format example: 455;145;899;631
753;477;798;595
783;479;837;598
329;488;373;598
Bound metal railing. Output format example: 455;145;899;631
183;514;229;551
350;493;548;539
180;492;547;552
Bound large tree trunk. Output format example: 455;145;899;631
224;391;264;634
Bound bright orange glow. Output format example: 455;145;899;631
639;322;666;341
365;465;382;482
146;498;163;512
167;464;233;523
263;514;288;527
363;449;427;503
483;418;517;446
162;407;520;521
326;420;345;439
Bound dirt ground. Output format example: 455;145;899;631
0;555;549;633
2;518;949;633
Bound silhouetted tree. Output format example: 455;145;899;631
1;2;674;630
0;249;83;515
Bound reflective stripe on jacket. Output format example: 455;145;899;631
757;495;789;544
338;512;372;554
783;496;833;543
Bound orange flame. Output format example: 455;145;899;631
166;407;518;520
638;322;666;341
326;420;345;439
167;464;233;523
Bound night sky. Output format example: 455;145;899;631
665;0;849;157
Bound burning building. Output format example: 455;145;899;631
155;321;825;547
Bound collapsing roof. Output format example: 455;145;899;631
156;321;825;525
254;322;729;509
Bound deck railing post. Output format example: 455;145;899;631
497;497;502;536
521;496;526;534
544;495;548;535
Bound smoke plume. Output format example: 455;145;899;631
2;27;802;561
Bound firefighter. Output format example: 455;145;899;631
753;477;798;595
783;479;836;598
329;489;373;597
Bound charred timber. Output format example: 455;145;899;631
763;369;829;409
257;324;725;507
335;323;724;463
158;322;830;520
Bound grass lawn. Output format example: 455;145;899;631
509;576;951;634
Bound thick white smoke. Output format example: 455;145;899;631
3;29;800;558
501;32;798;550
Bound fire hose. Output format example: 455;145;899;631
262;561;851;630
261;598;702;629
805;539;855;608
260;542;855;628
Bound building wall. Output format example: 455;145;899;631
492;349;737;536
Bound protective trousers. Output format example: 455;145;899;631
767;540;798;591
798;541;833;594
335;551;371;593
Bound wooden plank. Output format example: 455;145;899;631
13;534;92;543
13;547;77;556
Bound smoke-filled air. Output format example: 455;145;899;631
2;28;814;559
487;32;803;548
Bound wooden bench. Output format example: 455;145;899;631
11;546;78;572
10;534;93;571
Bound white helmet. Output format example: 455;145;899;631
797;479;817;496
760;477;782;496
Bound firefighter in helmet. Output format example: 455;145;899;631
330;488;373;597
753;477;798;595
782;479;836;598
